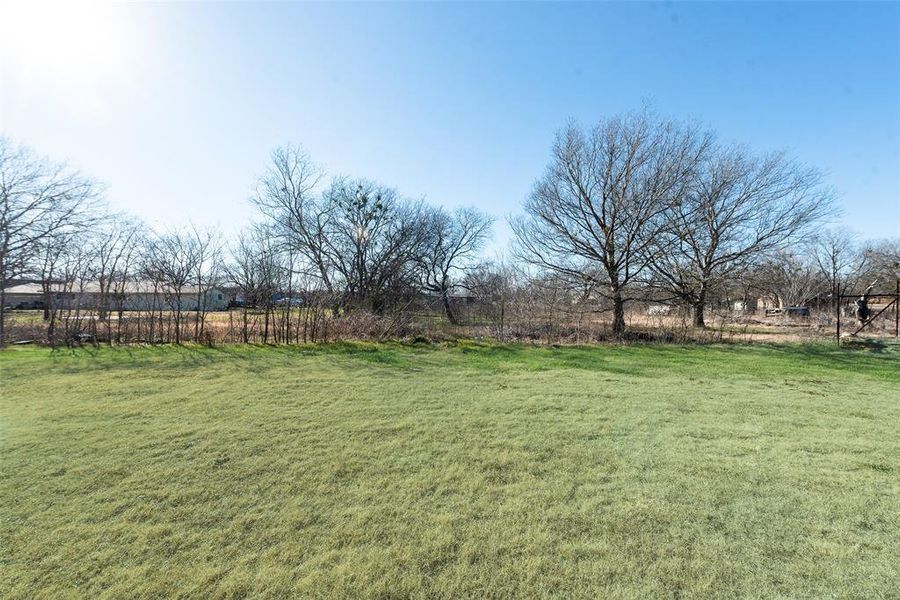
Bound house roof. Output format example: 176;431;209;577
2;281;225;295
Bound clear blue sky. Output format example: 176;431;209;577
2;1;898;250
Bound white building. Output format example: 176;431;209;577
2;281;229;312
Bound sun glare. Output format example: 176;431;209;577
1;0;131;113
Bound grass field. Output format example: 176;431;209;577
2;342;898;598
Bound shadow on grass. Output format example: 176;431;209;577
13;339;897;382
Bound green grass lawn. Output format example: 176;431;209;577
2;342;898;598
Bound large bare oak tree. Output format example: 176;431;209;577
512;113;706;335
649;147;834;326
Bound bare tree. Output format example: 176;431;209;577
252;147;430;314
190;225;223;341
522;271;577;342
861;238;900;292
141;230;201;344
465;260;518;340
649;146;835;326
756;250;826;309
91;215;142;331
812;228;865;308
323;179;429;313
224;228;285;343
419;206;493;324
252;145;332;286
51;241;96;346
32;229;81;342
512;113;707;335
0;138;101;344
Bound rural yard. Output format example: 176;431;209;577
2;342;898;598
2;1;897;597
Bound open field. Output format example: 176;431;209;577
2;342;899;598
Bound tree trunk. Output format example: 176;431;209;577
195;288;202;340
42;287;51;321
611;289;626;336
0;287;6;347
692;287;707;328
692;302;706;328
441;289;458;325
370;294;385;315
48;307;57;345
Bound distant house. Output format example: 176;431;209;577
421;290;478;308
447;290;478;306
2;281;229;312
732;299;758;313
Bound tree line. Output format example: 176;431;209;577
2;111;898;346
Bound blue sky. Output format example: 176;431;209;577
1;1;898;251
